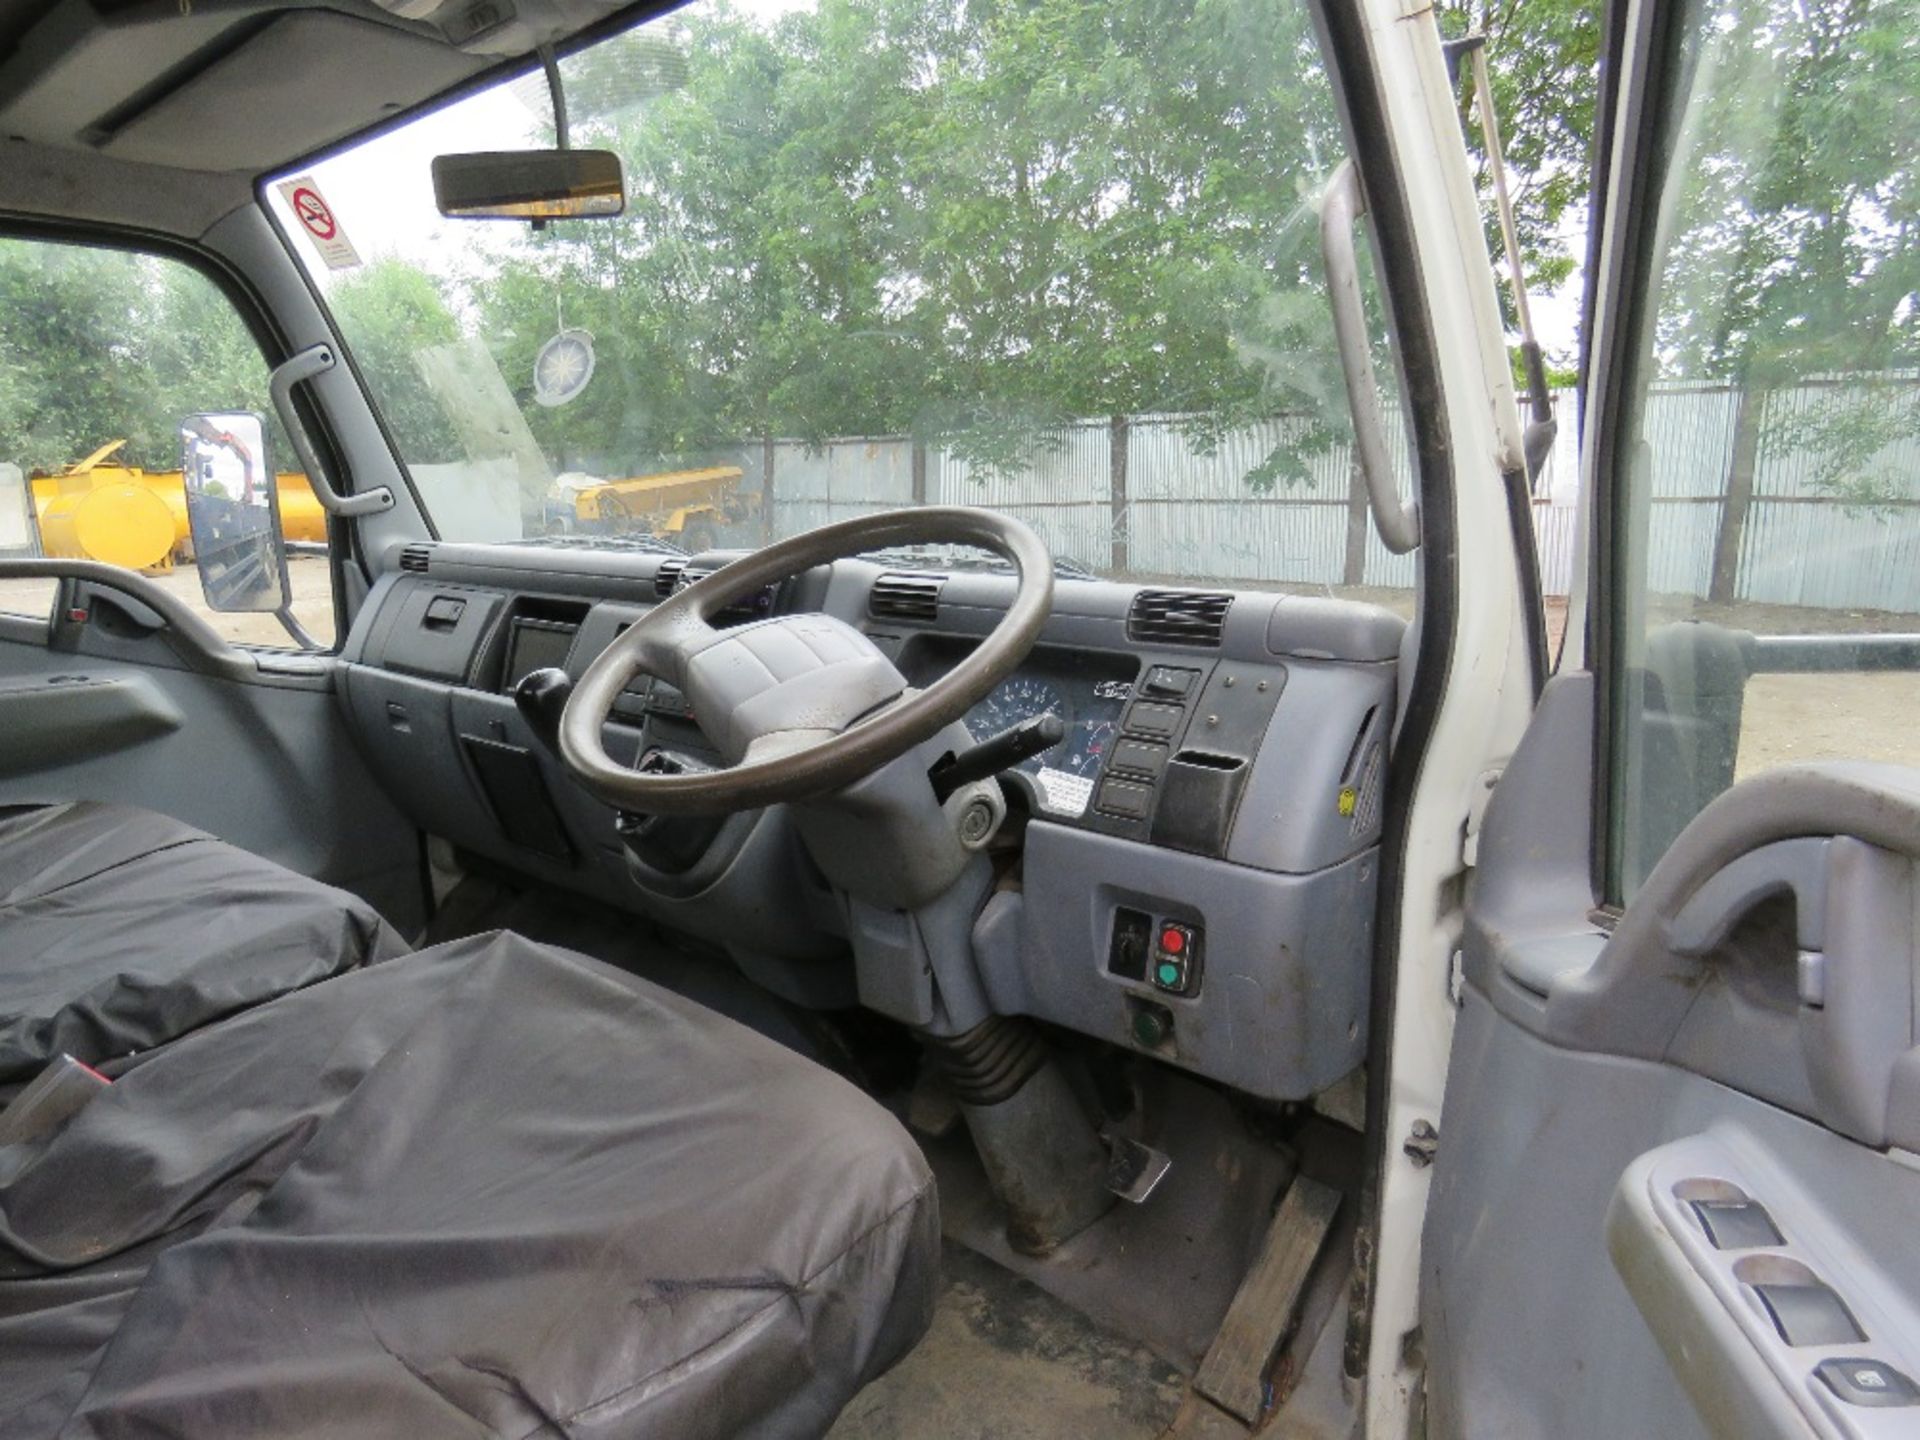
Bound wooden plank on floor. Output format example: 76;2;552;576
1158;1393;1254;1440
1190;1175;1342;1427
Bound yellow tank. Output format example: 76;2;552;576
31;441;329;571
38;481;177;570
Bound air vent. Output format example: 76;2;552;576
870;573;944;623
654;558;687;598
398;543;433;574
1127;589;1232;647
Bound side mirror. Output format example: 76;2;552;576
431;150;625;221
180;411;291;618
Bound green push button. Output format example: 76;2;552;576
1156;961;1181;988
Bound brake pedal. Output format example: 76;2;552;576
1106;1135;1172;1203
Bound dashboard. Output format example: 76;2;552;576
339;539;1407;1105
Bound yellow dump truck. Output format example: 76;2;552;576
550;464;755;550
31;440;327;572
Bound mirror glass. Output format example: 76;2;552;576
180;411;289;614
432;150;625;221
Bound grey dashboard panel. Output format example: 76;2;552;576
978;822;1376;1102
342;543;1400;1101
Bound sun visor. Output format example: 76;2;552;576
97;11;481;171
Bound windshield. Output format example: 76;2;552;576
271;0;1399;586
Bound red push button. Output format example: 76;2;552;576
1160;927;1185;955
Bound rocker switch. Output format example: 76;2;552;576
1816;1358;1920;1408
1753;1282;1864;1347
1689;1197;1784;1250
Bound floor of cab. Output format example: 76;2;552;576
828;1240;1184;1440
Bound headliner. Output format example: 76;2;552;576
0;0;657;237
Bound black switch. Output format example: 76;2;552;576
1689;1198;1784;1250
1109;907;1151;981
1109;738;1169;780
1752;1282;1863;1347
1815;1358;1920;1408
1143;665;1198;698
1123;701;1183;737
1097;778;1153;819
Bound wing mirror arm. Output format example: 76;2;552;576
267;345;394;519
1319;160;1420;555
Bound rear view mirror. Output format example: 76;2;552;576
180;412;290;617
431;150;625;221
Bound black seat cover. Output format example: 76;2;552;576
0;932;939;1438
0;802;406;1096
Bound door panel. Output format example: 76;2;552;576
0;584;423;933
1427;675;1920;1439
1425;990;1920;1440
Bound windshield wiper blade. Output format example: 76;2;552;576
507;533;689;557
859;546;1096;580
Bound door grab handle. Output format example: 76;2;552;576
268;344;394;519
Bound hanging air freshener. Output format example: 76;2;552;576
533;327;596;407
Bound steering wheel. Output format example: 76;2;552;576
559;507;1054;815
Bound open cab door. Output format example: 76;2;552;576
1418;0;1920;1434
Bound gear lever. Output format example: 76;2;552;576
513;667;574;757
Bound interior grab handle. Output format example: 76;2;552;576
1319;160;1420;555
267;344;394;519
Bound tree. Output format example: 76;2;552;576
470;0;1366;491
1645;0;1920;596
1438;0;1602;349
328;262;466;462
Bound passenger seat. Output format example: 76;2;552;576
0;801;406;1098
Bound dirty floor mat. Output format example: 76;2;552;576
828;1240;1184;1440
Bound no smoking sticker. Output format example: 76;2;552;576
275;175;361;271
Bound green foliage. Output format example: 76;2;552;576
1649;0;1920;502
1438;0;1602;356
456;0;1364;485
328;262;465;461
0;239;276;474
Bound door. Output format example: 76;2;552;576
0;232;422;930
1420;0;1920;1434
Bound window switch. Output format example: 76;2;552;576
1815;1358;1920;1408
1753;1282;1864;1347
1690;1197;1784;1250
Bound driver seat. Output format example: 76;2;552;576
0;931;939;1438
